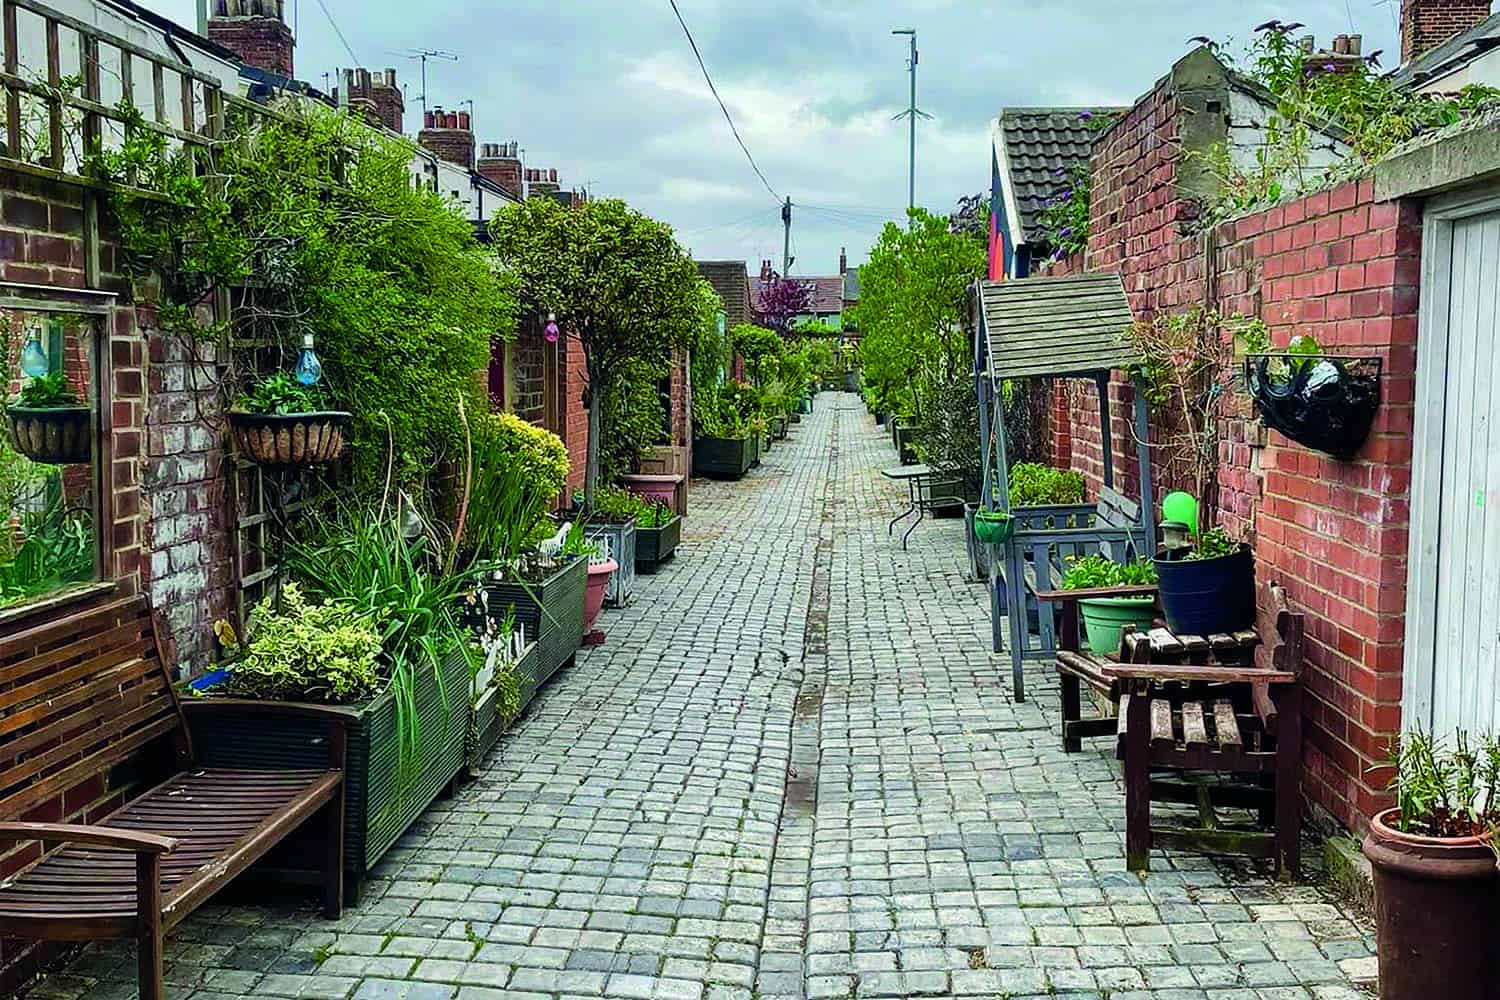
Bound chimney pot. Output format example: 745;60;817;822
549;168;557;183
457;110;470;130
1348;34;1362;56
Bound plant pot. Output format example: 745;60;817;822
875;412;888;426
6;404;91;464
695;435;753;479
186;646;470;886
1078;595;1157;656
467;641;540;775
620;473;678;508
749;433;763;467
1362;809;1499;1000
1154;545;1254;635
481;555;587;689
228;410;351;467
586;521;636;607
972;509;1014;545
769;414;788;440
635;514;682;574
584;558;617;631
798;396;812;415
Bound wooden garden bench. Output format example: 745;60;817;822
0;596;345;1000
1103;583;1305;877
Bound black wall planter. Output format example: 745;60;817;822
1154;545;1255;635
695;435;753;479
1246;354;1381;460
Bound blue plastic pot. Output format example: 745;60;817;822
1153;545;1254;635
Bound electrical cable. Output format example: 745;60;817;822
666;0;781;204
312;0;361;68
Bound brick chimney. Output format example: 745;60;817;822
839;247;847;275
207;0;294;77
477;142;523;199
1300;33;1366;76
527;167;560;197
417;107;475;169
340;69;404;133
1402;0;1493;65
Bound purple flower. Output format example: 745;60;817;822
1053;167;1067;177
1078;111;1094;121
1059;227;1074;238
1323;63;1337;72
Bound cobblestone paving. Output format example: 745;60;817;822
35;394;1376;1000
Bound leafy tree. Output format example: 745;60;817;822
853;208;986;419
730;324;782;386
754;275;813;337
489;197;710;512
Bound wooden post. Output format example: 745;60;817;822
136;852;164;1000
1124;685;1152;871
1007;542;1026;702
45;19;62;170
4;0;22;157
1096;373;1114;492
1274;684;1302;879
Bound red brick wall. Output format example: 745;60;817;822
206;16;294;77
1401;0;1493;64
562;331;589;493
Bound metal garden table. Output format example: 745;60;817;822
881;464;965;550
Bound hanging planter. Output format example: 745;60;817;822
1245;353;1381;460
972;508;1014;545
6;404;91;464
229;410;351;467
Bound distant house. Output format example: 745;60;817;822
696;260;753;329
752;259;848;330
1391;0;1500;92
841;251;861;340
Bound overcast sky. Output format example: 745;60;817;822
149;0;1400;278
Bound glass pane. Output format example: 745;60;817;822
0;310;99;609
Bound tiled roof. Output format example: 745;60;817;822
696;260;752;328
1391;12;1500;89
998;107;1124;245
752;276;845;317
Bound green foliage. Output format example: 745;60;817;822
854;208;985;419
1008;462;1086;507
731;324;783;386
1387;730;1500;838
794;319;842;338
235;372;327;415
561;521;601;558
692;382;749;440
224;582;385;704
489;197;707;510
461;412;570;568
13;371;81;408
1062;554;1158;590
0;497;93;608
1036;162;1092;262
94;100;516;489
1184;527;1242;562
599;362;667;484
914;375;981;493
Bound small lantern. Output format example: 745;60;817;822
1159;520;1192;555
294;332;323;387
544;313;560;344
19;324;48;378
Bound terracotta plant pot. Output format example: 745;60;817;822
6;405;91;464
229;410;351;467
583;558;617;631
1362;808;1499;1000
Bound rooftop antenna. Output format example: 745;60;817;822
891;28;931;227
398;48;459;118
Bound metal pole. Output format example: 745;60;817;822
782;196;792;276
907;32;917;222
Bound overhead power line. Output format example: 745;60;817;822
313;0;360;66
667;0;781;203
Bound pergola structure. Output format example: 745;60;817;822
974;272;1157;701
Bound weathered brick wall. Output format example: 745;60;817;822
562;331;589;493
1401;0;1493;64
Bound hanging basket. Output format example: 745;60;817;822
6;405;92;464
972;509;1014;545
229;410;351;468
1245;354;1381;460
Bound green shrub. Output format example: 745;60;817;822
914;375;981;494
224;582;385;704
13;371;81;407
589;485;676;528
1185;527;1243;562
235;372;327;415
731;324;782;385
0;497;93;608
600;363;667;484
1062;554;1157;590
462;412;570;566
1008;463;1086;507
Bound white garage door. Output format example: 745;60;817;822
1405;193;1500;736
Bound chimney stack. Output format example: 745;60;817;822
839;247;847;275
529;167;560;197
760;259;774;283
207;0;294;77
1401;0;1493;66
1301;33;1366;76
417;104;476;170
477;141;524;200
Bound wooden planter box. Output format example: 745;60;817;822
186;646;471;888
467;641;541;774
481;555;587;687
586;521;637;607
694;435;754;479
894;423;918;465
636;515;682;574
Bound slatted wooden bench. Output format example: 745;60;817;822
1104;583;1305;877
0;596;345;1000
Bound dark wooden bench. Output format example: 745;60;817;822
0;596;345;1000
1104;583;1305;877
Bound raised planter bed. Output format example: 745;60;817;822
770;414;788;439
636;514;682;574
468;641;541;775
586;521;637;607
481;555;587;686
695;435;754;479
186;645;470;891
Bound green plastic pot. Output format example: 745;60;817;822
1078;595;1157;656
972;510;1014;545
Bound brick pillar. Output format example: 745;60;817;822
207;0;294;77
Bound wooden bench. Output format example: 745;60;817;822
1104;583;1305;877
0;596;345;1000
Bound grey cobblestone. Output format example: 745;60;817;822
33;396;1375;999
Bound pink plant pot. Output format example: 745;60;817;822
621;474;682;511
583;559;618;630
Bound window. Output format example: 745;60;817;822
0;305;102;611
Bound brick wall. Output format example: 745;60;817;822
562;331;589;493
1401;0;1493;65
206;14;294;77
1046;59;1420;831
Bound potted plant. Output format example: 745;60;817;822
583;488;638;607
6;371;91;464
1362;732;1499;1000
463;603;539;775
693;388;755;480
568;524;617;636
1061;554;1159;655
1153;527;1255;635
972;507;1014;545
228;372;350;467
633;498;682;573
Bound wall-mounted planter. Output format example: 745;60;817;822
6;404;91;464
1245;354;1381;460
586;520;637;607
481;555;587;688
229;410;351;467
186;646;470;891
636;514;682;574
695;435;754;479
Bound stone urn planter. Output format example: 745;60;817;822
6;404;91;464
1363;808;1498;1000
229;410;351;467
